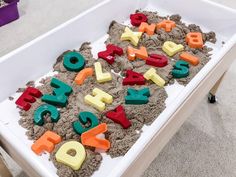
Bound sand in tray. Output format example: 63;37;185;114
15;11;216;177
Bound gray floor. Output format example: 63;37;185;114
0;0;236;177
143;66;236;177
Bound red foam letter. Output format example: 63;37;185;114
122;70;145;86
130;13;147;27
106;105;131;129
15;87;42;111
98;44;123;64
146;54;168;67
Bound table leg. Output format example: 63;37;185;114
0;154;12;177
208;72;226;103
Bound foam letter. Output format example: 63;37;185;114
63;51;85;72
139;22;156;35
144;68;165;87
157;20;176;32
146;54;168;67
34;104;60;125
81;123;110;151
84;88;113;111
41;78;73;107
121;27;142;46
127;46;148;61
186;32;203;48
94;62;112;83
162;41;184;57
172;60;189;78
98;44;123;64
31;131;61;155
106;105;131;129
125;88;150;104
74;68;93;85
130;13;147;27
15;87;42;111
122;70;145;86
55;141;86;170
180;52;199;66
73;112;99;135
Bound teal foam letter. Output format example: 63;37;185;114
34;104;60;125
73;112;99;135
125;88;150;104
63;51;85;72
42;78;73;107
172;60;189;78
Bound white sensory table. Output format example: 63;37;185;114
0;0;236;177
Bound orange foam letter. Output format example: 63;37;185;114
81;123;110;151
180;52;200;66
186;32;203;48
127;46;148;61
74;68;93;85
139;22;156;36
31;131;61;155
157;20;176;32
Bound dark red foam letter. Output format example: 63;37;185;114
146;54;168;67
123;70;145;86
106;105;131;129
130;13;147;27
15;87;42;111
98;44;123;64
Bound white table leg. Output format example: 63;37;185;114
0;153;12;177
208;72;226;103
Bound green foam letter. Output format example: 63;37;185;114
34;104;60;125
73;111;99;135
125;88;150;104
42;78;73;107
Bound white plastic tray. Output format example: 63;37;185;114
0;0;236;177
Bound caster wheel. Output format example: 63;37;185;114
208;93;217;104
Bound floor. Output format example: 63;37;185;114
0;0;236;177
143;68;236;177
